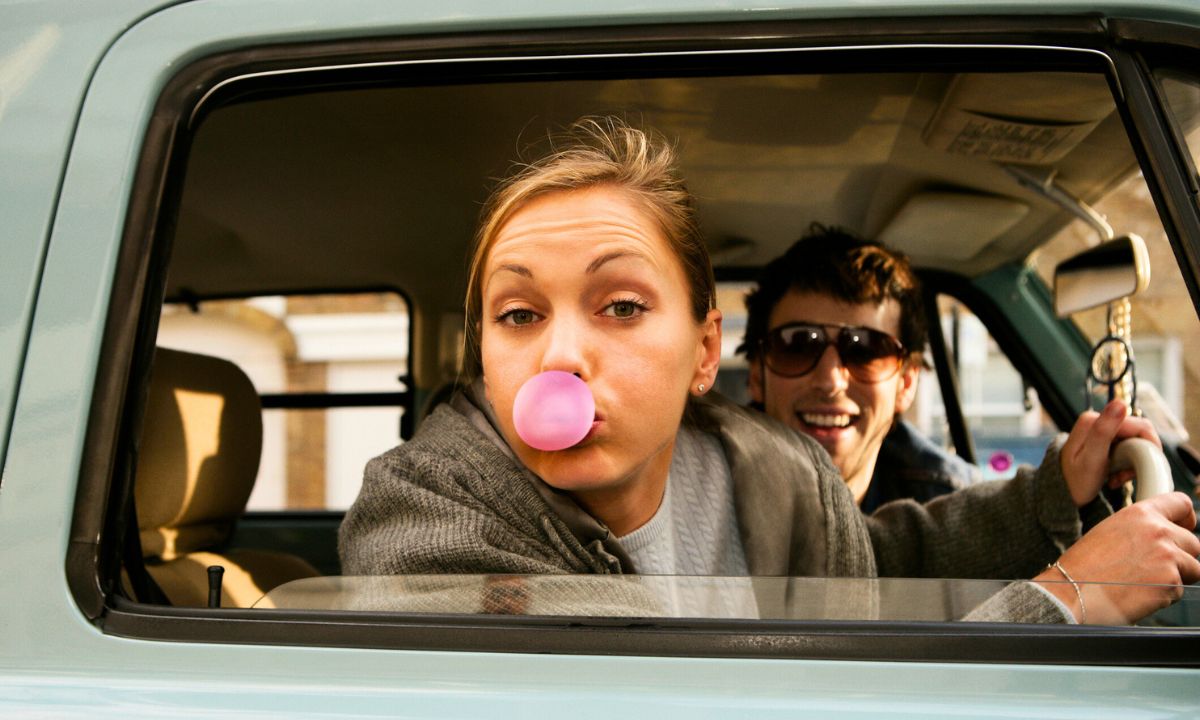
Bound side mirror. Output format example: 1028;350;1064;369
1053;234;1150;317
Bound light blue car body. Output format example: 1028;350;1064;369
3;1;1200;715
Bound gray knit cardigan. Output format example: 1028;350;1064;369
339;390;1109;622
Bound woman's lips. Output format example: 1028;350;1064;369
576;412;604;446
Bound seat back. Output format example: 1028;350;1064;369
135;347;318;607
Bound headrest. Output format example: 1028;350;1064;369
136;347;263;560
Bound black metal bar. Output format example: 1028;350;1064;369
104;596;1200;668
923;289;977;465
259;391;409;409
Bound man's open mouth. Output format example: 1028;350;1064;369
798;412;854;429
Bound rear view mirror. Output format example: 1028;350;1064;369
1053;234;1150;317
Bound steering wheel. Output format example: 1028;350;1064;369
1111;437;1174;501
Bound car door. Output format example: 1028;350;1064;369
6;2;1200;717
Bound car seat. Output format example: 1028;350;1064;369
134;347;319;607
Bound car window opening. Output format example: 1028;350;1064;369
101;45;1200;653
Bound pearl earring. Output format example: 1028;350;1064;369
697;383;706;393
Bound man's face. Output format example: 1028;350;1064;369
749;289;919;501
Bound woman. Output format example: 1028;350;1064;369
339;117;1199;624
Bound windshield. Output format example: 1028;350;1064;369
1028;172;1199;444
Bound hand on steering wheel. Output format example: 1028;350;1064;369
1037;399;1197;624
1060;399;1161;507
1034;492;1200;624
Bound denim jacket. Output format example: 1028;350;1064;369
862;418;981;514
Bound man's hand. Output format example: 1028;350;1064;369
1060;399;1160;508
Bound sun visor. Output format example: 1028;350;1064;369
923;73;1114;165
878;192;1028;260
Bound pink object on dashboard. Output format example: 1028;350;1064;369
988;450;1014;473
512;371;595;451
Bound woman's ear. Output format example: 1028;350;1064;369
693;308;723;393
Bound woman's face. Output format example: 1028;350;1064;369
480;186;721;531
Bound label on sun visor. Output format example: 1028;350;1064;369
923;108;1100;165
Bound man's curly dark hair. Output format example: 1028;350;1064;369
739;223;928;366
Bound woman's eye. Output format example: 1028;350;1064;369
604;300;644;319
507;310;536;326
495;307;538;326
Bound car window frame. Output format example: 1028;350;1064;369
71;17;1200;666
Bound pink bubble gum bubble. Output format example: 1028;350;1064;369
513;371;596;451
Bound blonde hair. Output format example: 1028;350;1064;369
462;116;715;378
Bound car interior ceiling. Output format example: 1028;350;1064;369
174;69;1128;301
132;63;1150;605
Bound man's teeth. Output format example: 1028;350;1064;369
801;413;852;428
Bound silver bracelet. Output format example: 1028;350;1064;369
1050;560;1087;624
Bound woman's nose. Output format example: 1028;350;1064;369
540;314;590;376
810;344;849;395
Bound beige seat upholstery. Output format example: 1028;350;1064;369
135;347;319;607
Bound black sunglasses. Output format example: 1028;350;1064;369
761;321;907;383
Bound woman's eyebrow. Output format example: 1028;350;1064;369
488;263;533;283
586;250;651;274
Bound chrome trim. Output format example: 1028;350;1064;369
190;43;1119;127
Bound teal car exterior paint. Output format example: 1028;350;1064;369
4;1;1200;715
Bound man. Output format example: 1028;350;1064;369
739;225;978;512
